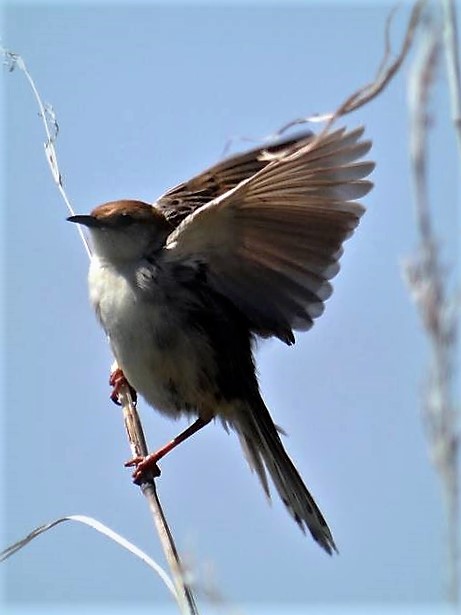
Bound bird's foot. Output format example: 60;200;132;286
109;368;137;405
125;453;162;483
124;417;211;484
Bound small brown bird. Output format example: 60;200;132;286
69;127;374;555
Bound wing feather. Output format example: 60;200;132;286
163;126;374;342
156;131;314;226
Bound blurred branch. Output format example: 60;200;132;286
404;8;459;605
2;47;199;614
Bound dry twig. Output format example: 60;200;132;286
276;0;427;138
117;377;199;614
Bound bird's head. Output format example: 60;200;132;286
68;200;171;263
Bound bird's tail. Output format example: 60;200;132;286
235;397;337;555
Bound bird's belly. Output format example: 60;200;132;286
90;265;218;418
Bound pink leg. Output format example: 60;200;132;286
125;417;211;483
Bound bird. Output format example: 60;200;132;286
68;126;374;555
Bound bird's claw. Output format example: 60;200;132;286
125;454;162;483
109;368;137;406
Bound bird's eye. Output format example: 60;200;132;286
117;213;134;227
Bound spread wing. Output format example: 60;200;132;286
156;132;313;227
163;127;374;344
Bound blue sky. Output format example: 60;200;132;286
2;1;459;613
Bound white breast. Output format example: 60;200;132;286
88;256;217;418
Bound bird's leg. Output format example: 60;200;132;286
109;368;137;405
125;417;212;483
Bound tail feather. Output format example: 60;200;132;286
236;398;337;555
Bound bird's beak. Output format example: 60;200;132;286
67;214;102;228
